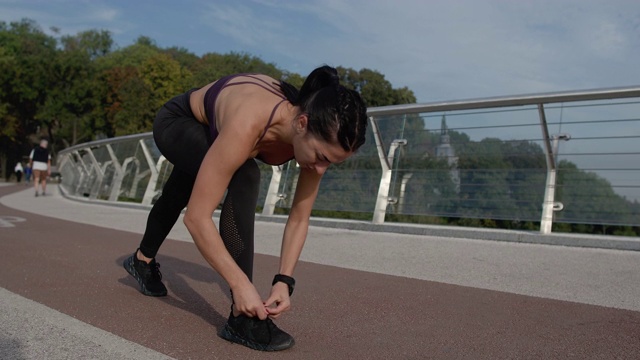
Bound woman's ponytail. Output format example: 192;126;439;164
298;65;339;103
279;81;300;105
279;65;339;106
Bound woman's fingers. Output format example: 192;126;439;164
264;283;291;318
233;284;269;319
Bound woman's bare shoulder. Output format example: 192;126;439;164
216;81;283;136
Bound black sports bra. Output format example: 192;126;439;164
203;74;294;165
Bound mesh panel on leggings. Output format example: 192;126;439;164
219;195;245;260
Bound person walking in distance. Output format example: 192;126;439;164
29;138;51;197
24;163;32;185
122;66;368;351
14;162;23;183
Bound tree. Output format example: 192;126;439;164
555;160;634;228
97;38;192;135
0;19;57;178
190;52;282;87
336;66;416;107
38;30;113;149
164;46;200;69
140;53;191;111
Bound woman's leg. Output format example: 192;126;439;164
219;159;261;282
138;167;195;258
125;92;210;296
138;92;212;258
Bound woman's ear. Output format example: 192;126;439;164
296;114;308;133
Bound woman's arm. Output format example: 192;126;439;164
265;167;323;317
279;168;323;275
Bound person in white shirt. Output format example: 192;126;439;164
14;162;23;183
29;138;51;197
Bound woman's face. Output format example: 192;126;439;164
293;132;352;175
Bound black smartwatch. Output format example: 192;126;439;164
272;274;295;296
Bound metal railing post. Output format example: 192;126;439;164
538;104;571;234
139;139;162;206
262;165;283;215
106;144;125;201
397;173;413;214
84;148;105;200
371;116;407;224
113;157;136;200
538;104;555;234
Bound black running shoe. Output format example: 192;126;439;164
219;312;295;351
123;251;167;297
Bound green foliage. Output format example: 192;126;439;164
336;66;417;106
555;160;636;227
164;46;200;69
190;52;282;87
281;71;304;89
140;52;191;110
0;19;57;178
112;75;155;135
38;30;110;147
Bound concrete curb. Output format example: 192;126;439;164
58;184;640;252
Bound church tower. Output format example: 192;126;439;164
434;115;460;190
435;115;456;165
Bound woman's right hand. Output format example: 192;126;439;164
231;282;268;320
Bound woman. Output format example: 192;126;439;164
123;65;368;351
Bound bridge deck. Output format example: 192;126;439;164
1;183;639;359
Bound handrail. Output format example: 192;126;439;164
58;86;640;156
58;132;153;156
366;86;640;116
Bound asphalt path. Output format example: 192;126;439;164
1;183;639;359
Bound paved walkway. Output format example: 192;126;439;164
1;183;639;359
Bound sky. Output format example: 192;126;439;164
2;0;640;103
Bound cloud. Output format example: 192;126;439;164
0;0;129;38
221;0;640;102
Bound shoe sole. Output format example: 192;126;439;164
219;323;294;351
122;256;167;297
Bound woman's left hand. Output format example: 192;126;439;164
264;282;291;319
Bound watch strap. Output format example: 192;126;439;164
272;274;295;296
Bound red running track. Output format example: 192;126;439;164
1;184;639;359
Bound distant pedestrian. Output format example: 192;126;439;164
24;163;32;185
14;162;23;183
29;138;51;197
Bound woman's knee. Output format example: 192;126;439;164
161;169;195;206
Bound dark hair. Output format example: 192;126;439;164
279;65;367;152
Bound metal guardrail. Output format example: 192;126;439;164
366;86;640;115
57;86;640;234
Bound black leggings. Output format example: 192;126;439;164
138;90;260;281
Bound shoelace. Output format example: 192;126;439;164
144;261;163;281
265;318;277;342
236;315;274;344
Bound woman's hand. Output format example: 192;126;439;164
232;282;269;320
264;282;291;319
